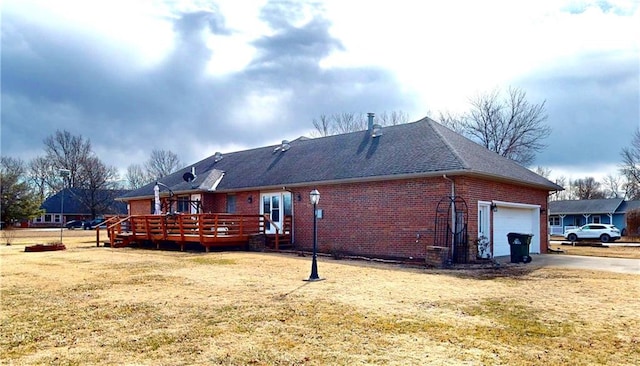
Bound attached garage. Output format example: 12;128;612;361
492;202;541;257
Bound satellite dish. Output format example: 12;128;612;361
183;172;195;182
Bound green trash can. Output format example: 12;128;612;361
507;233;533;263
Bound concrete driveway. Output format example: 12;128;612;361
497;254;640;275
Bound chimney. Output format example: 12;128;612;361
367;112;375;131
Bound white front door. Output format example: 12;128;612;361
478;202;491;258
260;192;292;234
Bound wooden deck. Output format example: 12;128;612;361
100;213;292;251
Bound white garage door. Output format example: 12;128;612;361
492;206;540;257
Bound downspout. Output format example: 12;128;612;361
443;175;455;262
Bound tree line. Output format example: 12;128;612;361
3;85;640;225
1;130;182;225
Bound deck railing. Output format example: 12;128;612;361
103;213;291;251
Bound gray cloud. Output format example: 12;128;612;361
1;1;416;172
3;0;636;183
518;50;639;172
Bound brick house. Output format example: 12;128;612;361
118;116;561;262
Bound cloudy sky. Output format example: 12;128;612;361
2;0;638;182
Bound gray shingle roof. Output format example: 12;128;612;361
615;200;640;213
121;118;562;200
43;188;130;214
549;199;624;215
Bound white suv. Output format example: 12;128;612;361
564;224;621;243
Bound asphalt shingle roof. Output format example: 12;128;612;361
549;199;625;215
43;188;130;215
121;118;562;200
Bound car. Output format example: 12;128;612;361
65;220;84;229
564;224;621;243
83;218;107;230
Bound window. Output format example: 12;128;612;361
54;214;61;223
176;195;190;213
592;216;601;224
549;216;560;226
44;214;52;222
283;194;292;216
226;195;236;213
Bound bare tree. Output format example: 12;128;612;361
534;166;552;179
377;110;410;126
39;130;124;218
43;130;92;188
439;87;551;166
620;129;640;199
312;114;332;137
550;176;571;201
311;110;410;137
144;149;181;180
602;174;622;198
126;164;149;189
75;156;121;218
572;177;605;199
27;156;56;201
437;111;466;134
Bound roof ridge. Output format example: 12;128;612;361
422;118;470;170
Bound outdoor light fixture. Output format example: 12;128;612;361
306;189;323;281
59;169;71;243
247;195;253;204
490;203;498;212
296;193;302;202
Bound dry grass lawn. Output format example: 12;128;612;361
1;229;639;365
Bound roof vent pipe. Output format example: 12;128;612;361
367;112;375;131
371;124;383;138
281;140;291;151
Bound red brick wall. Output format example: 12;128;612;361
292;176;549;261
125;175;550;260
291;178;451;260
456;176;549;255
129;200;151;215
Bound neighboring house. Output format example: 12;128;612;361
119;116;562;262
549;198;640;236
32;188;130;227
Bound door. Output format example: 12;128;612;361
492;205;540;256
261;192;292;234
477;202;491;258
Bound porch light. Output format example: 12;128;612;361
310;189;320;205
306;189;323;281
490;203;498;212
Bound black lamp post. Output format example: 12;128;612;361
307;189;322;281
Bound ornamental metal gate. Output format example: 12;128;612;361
434;196;469;264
